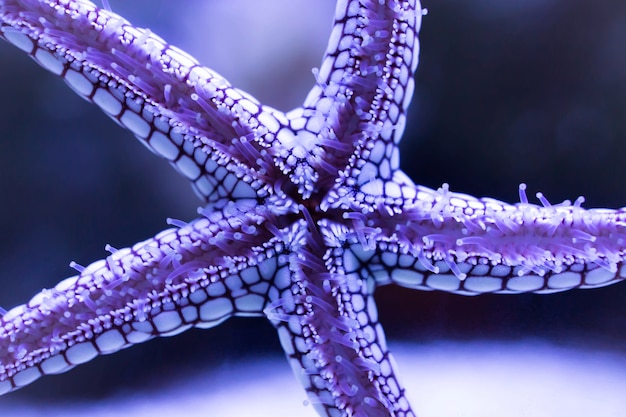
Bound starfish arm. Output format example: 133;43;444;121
356;182;626;294
267;225;415;417
0;0;288;203
0;201;285;395
299;0;423;194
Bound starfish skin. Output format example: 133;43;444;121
0;1;625;417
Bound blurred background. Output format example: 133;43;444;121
0;0;625;415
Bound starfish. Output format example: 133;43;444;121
0;1;625;416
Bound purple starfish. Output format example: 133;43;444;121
0;1;625;416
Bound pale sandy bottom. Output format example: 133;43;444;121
0;340;624;417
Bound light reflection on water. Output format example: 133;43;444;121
0;340;624;417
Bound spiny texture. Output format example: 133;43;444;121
0;1;624;416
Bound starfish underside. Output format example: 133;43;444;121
0;1;624;416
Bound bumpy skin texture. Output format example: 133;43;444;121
0;1;625;416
